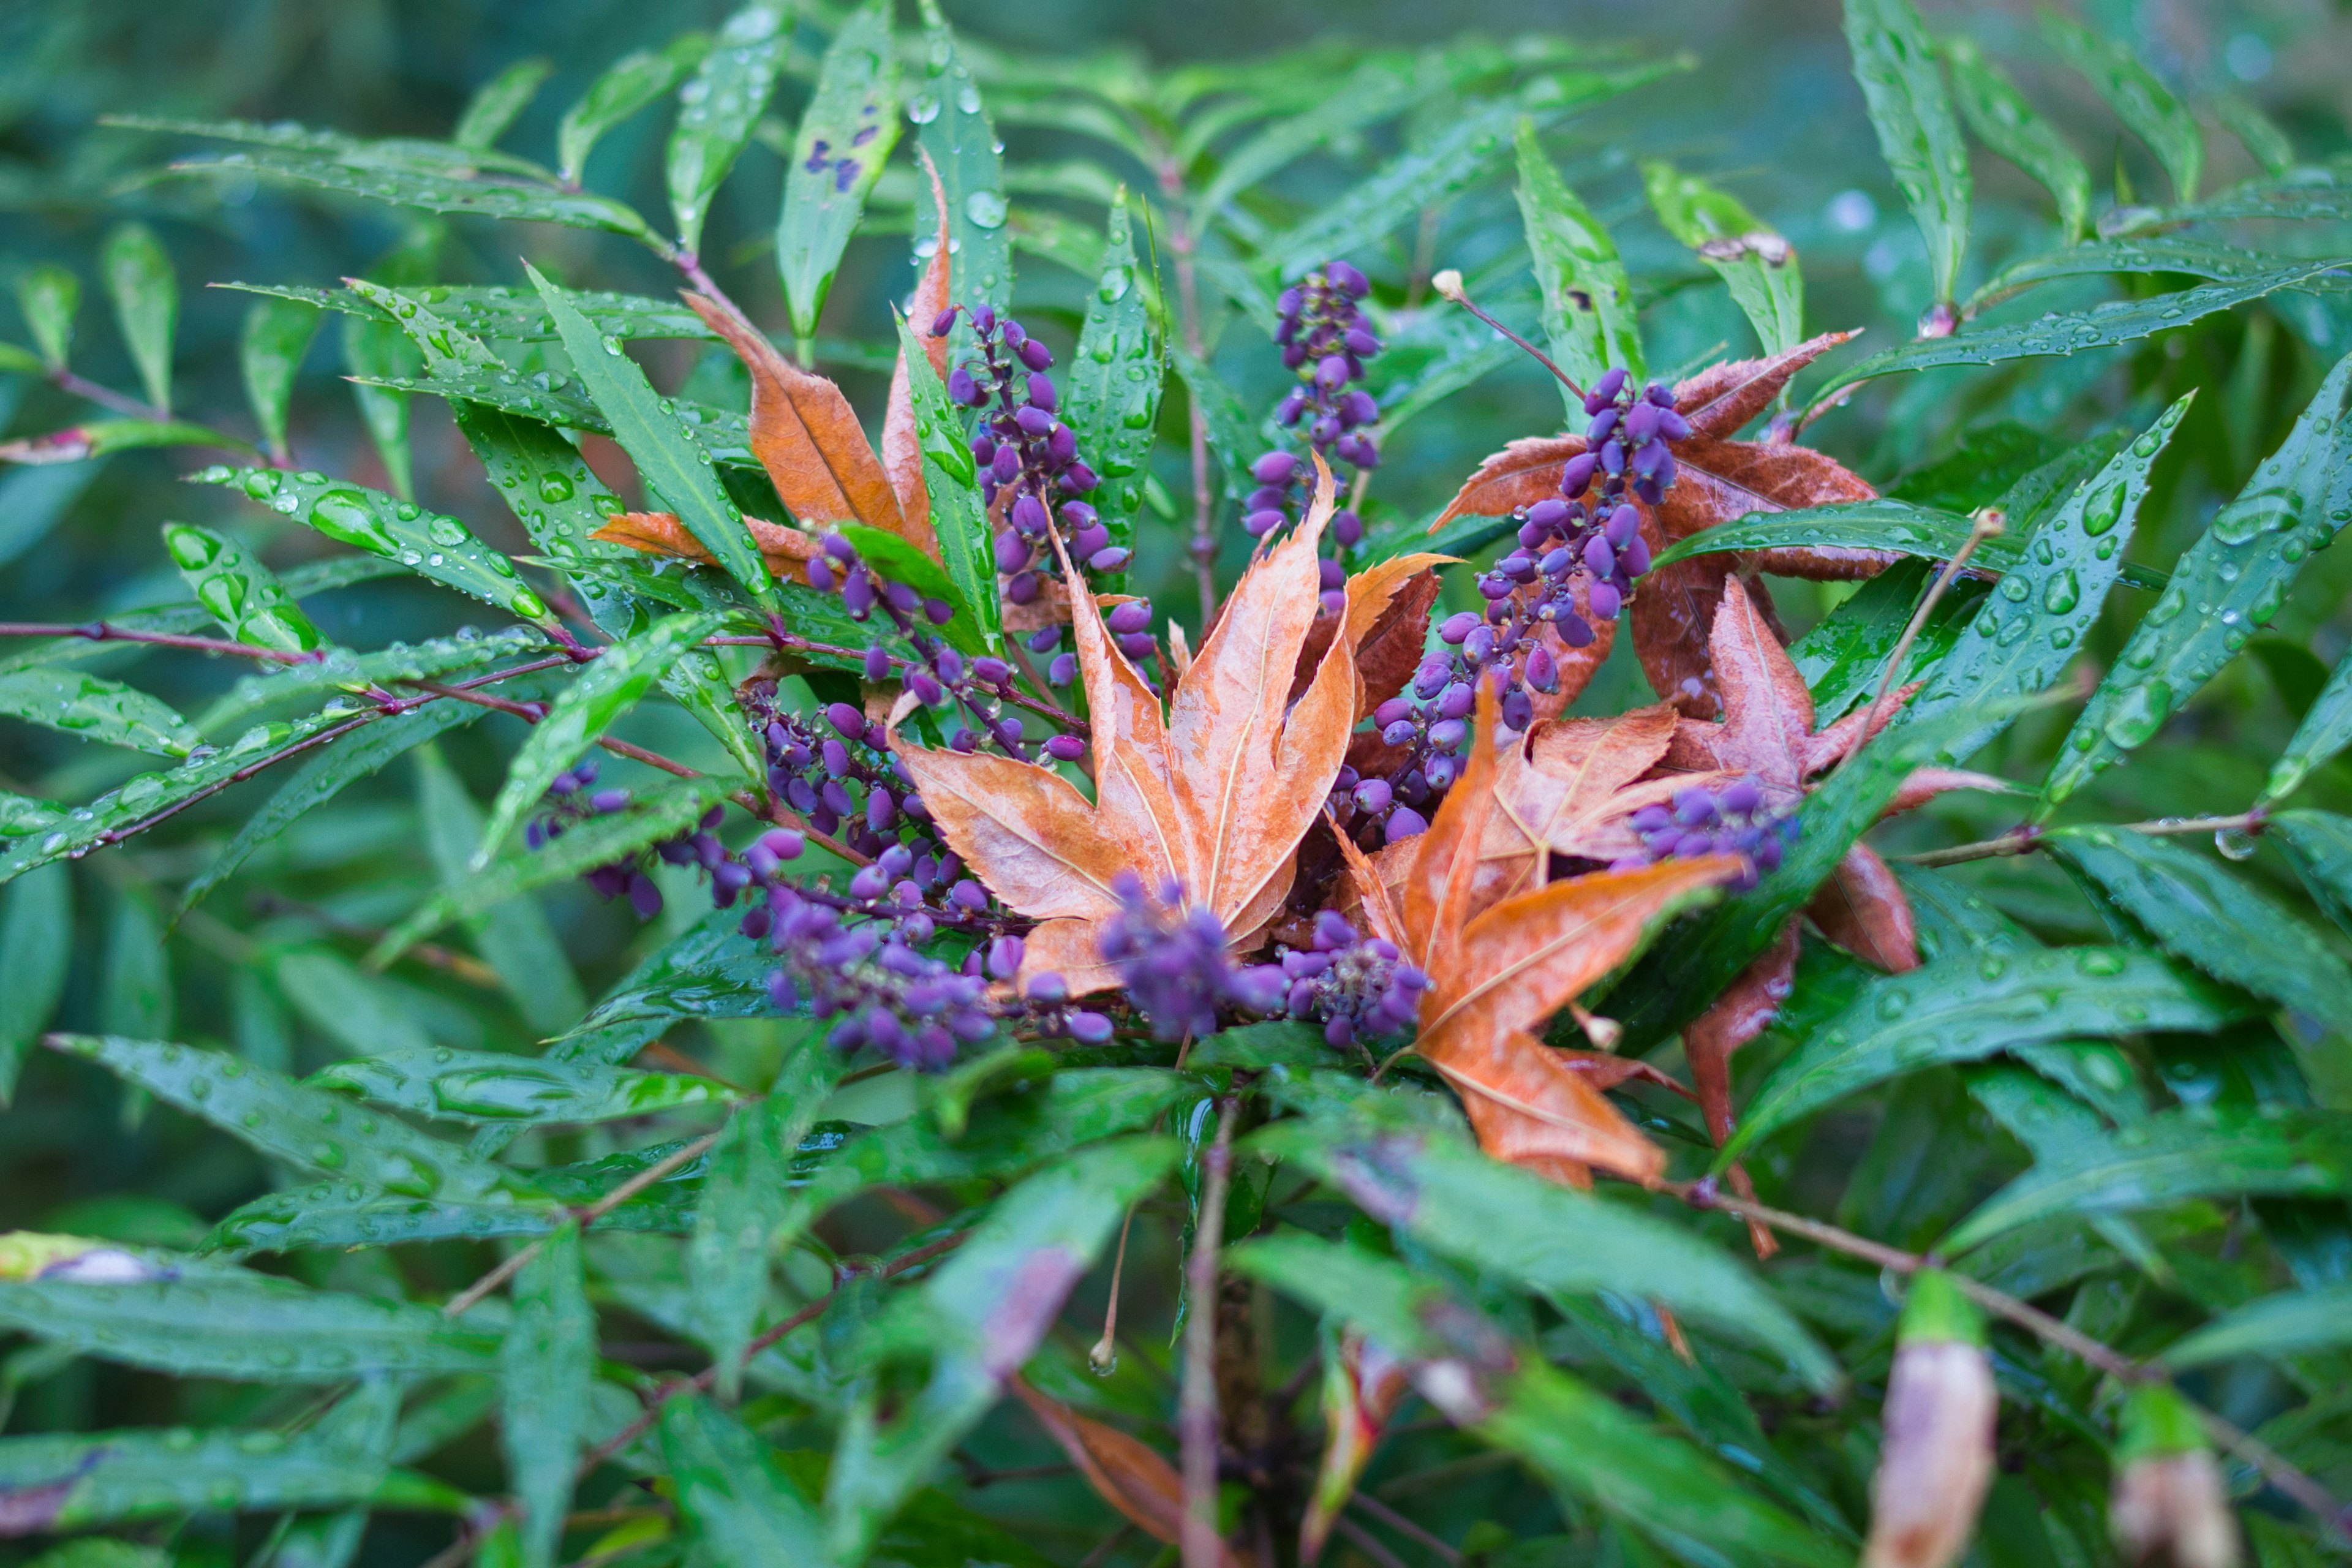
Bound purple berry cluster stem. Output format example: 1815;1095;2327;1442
1246;261;1379;557
1618;776;1799;891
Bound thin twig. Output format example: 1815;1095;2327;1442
1348;1492;1461;1563
1898;809;2269;869
1079;1524;1135;1568
1180;1095;1238;1568
444;1130;725;1317
1845;506;2005;773
1430;272;1583;404
1331;1513;1414;1568
405;679;704;780
1090;1204;1139;1373
0;621;327;663
50;367;164;422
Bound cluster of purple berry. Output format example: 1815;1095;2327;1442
529;762;680;921
1617;777;1798;891
751;692;942;859
1246;261;1381;552
1096;873;1286;1042
763;882;996;1070
1275;911;1431;1049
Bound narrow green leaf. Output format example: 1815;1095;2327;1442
175;148;657;242
668;4;790;252
14;265;77;371
194;628;544;734
2162;1281;2352;1368
778;0;900;344
1063;189;1162;565
1642;160;1803;355
2045;350;2352;806
661;1394;829;1560
454;57;554;152
891;314;995;641
1515;116;1642;413
1789;559;1941;723
162;521;327;655
99;889;172;1046
502;1220;594;1568
42;1035;522;1202
1941;35;2091;241
2272;809;2352;940
1899;393;2191;761
0;1267;497;1382
548;903;775;1066
239;296;318;461
1810;257;2352;407
913;0;1013;332
2039;11;2203;201
341;310;417;501
178;703;483;919
0;1424;461;1534
258;1379;399;1568
2209;92;2295;179
100;222;176;412
1963;237;2304;317
475;609;724;867
309;1044;731;1125
275;947;431;1060
831;522;982;652
2262;649;2352;805
557;31;710;185
1723;947;2252;1161
1945;1108;2352;1252
197;464;553;622
0;557;399;677
1196;53;1453;217
1649;498;2169;591
413;744;586;1033
0;863;70;1103
532;265;773;600
0;665;197;757
225;281;722;344
0;463;100;572
1842;0;1969;311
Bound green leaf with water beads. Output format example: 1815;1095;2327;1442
1940;35;2091;243
2045;826;2352;1105
475;608;725;869
546;903;775;1068
2038;11;2202;202
1515;116;1642;412
2044;351;2352;807
355;364;755;467
1898;393;2190;761
0;1266;497;1382
162;521;326;656
453;56;553;151
307;1045;733;1125
15;264;77;371
1945;1107;2352;1253
340;308;417;499
43;1035;524;1202
195;627;545;734
557;31;710;184
532;265;774;602
667;4;788;252
1642;160;1803;356
1063;189;1163;568
1808;258;2352;409
238;296;317;462
500;1220;593;1568
1842;0;1969;311
778;0;900;345
892;314;996;644
224;281;722;344
173;145;658;242
1962;238;2299;317
662;1395;829;1561
0;666;198;758
100;222;176;412
196;466;552;624
913;0;1013;337
176;703;486;920
0;864;69;1104
1720;948;2252;1163
2261;649;2352;805
1648;499;2161;592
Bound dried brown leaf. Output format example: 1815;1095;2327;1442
1300;1332;1412;1563
1673;329;1858;439
883;150;954;547
1683;922;1799;1257
1011;1378;1245;1561
1292;551;1453;717
1474;704;1687;911
1807;843;1920;972
591;510;824;583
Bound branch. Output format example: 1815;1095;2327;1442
1180;1095;1238;1568
1849;506;2004;766
1899;810;2268;869
0;621;327;664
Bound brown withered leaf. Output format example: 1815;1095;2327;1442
590;509;825;584
1473;704;1714;913
1009;1378;1246;1561
1806;843;1920;973
1683;924;1799;1257
882;149;954;544
1300;1330;1411;1564
900;465;1358;996
1353;687;1741;1188
1291;551;1453;716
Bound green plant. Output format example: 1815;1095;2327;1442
2;3;2351;1565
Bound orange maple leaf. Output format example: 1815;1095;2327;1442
897;464;1359;997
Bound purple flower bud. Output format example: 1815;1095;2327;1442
1107;600;1150;635
1026;626;1062;654
1583;535;1615;578
1006;570;1039;604
1589;367;1629;408
1278;390;1308;425
627;873;663;921
1341;390;1379;428
1344;328;1379;358
1045;734;1087;762
1634;437;1672;478
826;703;866;737
1559;612;1594;647
930;307;960;337
992;445;1022;483
1019;337;1053;372
843;570;875;616
1253;450;1299;485
1387;806;1428;840
1090;546;1133;573
1588;581;1622;619
1027;372;1057;412
973;655;1010;684
1015;405;1054;438
1063;463;1098;492
1025;970;1068;1003
1526;644;1559;693
1645;382;1674;407
1244;509;1285;537
993;529;1031;575
1599;439;1626;475
1316;354;1351;389
1115;630;1155;659
1559;452;1599;497
863;644;892;682
1439;611;1480;644
1500;689;1533;730
948;366;980;405
1624;402;1661;443
907;671;944;706
1438;681;1476;720
1049;652;1077;685
1428;717;1468;751
1327;260;1369;297
925;597;954;625
1072;524;1110;557
1658;408;1692;441
807;557;835;592
1333;509;1363;547
1353;778;1393;814
1621;533;1651;575
1587;405;1620;444
1381;718;1419;747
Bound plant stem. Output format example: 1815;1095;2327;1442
1180;1095;1238;1568
1844;506;2004;772
0;621;327;663
51;367;163;422
1899;810;2269;869
1430;273;1583;404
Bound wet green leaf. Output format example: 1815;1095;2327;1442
832;524;981;652
913;0;1012;336
1642;160;1803;356
778;0;900;344
667;4;788;252
0;864;70;1104
1516;116;1642;409
0;665;197;757
14;264;77;371
1943;36;2091;240
453;56;554;151
1063;189;1161;567
502;1220;593;1568
2162;1281;2352;1368
162;521;327;655
891;314;995;640
176;145;657;242
661;1393;828;1560
238;296;318;461
193;628;545;734
2040;12;2202;201
413;743;586;1034
2261;646;2352;804
1842;0;1969;309
1964;237;2314;317
307;1045;730;1125
2271;810;2352;940
557;31;710;185
100;223;176;412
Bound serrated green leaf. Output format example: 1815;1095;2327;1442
501;1219;593;1568
1945;1108;2352;1252
890;314;995;641
341;310;416;500
174;147;657;241
532;265;773;600
0;1423;462;1534
14;264;77;371
1899;394;2190;761
1063;190;1161;567
1964;237;2306;317
2272;809;2352;941
43;1035;523;1202
308;1044;731;1125
662;1394;829;1561
1642;159;1803;356
238;296;318;461
0;1267;497;1382
668;4;789;252
475;609;724;867
1843;0;1969;309
100;222;176;412
1810;258;2352;407
1515;116;1642;413
197;465;552;622
2044;350;2352;806
454;57;554;152
162;521;327;655
177;702;484;919
355;363;753;466
1724;948;2252;1161
558;31;710;186
0;665;197;757
0;863;70;1103
2209;92;2295;179
1941;35;2091;242
778;0;900;344
913;0;1012;340
2162;1281;2352;1368
2039;11;2202;202
413;743;586;1033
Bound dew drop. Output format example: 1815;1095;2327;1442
964;190;1008;230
